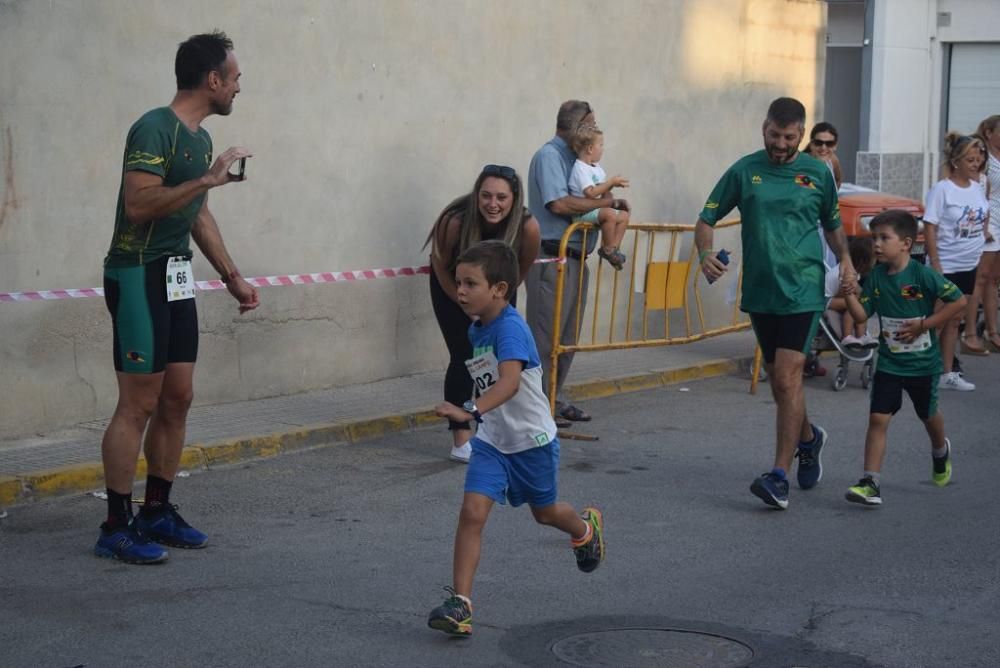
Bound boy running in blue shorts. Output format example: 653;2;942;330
842;210;965;505
427;240;605;637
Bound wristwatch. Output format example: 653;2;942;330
462;400;483;423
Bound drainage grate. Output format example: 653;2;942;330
550;628;754;668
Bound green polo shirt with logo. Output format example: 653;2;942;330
699;150;841;314
859;259;961;376
105;107;212;268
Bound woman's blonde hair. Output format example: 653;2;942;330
976;115;1000;141
570;123;603;155
940;131;986;178
423;166;528;268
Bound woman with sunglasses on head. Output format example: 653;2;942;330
973;115;1000;352
803;122;843;189
424;165;540;462
924;132;989;391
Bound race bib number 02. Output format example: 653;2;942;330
465;351;500;397
166;256;195;302
880;316;930;354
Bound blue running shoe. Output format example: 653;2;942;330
94;523;169;564
795;424;826;490
134;505;208;549
750;472;789;509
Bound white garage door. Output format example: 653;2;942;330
947;43;1000;134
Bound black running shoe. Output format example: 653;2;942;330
427;587;472;636
573;507;605;573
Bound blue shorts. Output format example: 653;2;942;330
575;209;600;224
464;437;560;508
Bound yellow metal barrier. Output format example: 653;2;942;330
548;220;751;415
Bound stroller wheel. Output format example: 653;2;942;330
861;362;873;389
833;367;848;391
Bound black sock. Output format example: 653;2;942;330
105;489;133;530
144;475;173;509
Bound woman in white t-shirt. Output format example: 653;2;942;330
974;115;1000;351
923;132;990;390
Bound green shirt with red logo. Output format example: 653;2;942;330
699;150;841;314
859;259;961;376
105;107;212;268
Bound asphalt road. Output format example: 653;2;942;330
2;361;998;668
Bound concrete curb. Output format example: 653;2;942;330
0;355;753;508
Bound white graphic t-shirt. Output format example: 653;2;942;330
923;178;989;273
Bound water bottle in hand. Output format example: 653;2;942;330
707;249;730;284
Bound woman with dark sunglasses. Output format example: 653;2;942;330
423;165;540;462
803;122;843;190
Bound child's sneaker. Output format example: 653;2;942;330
932;438;952;487
750;471;789;509
857;333;880;349
842;334;864;350
939;371;975;391
845;476;882;506
94;522;169;564
795;424;826;490
573;507;605;573
427;588;472;636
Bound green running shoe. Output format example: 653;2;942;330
428;587;472;637
845;476;881;506
932;438;952;487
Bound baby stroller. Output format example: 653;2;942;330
810;305;876;392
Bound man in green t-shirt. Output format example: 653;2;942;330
695;98;857;510
95;31;258;564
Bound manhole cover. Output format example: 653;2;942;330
551;628;754;667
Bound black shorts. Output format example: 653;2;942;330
869;370;938;420
943;268;977;295
749;312;821;364
103;255;199;374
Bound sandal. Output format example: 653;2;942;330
597;246;626;271
554;415;573;429
960;334;989;356
987;332;1000;353
560;404;592;422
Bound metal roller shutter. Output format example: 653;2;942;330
946;43;1000;134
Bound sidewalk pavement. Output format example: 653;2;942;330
0;331;756;507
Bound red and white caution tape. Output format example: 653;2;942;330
0;257;565;303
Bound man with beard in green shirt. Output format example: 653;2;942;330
97;31;258;563
696;98;856;510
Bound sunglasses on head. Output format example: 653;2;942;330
481;164;519;192
811;138;836;148
482;164;517;180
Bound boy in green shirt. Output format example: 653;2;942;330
843;210;965;505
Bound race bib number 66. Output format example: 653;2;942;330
166;256;195;302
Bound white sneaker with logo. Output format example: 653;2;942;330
939;371;975;391
450;441;472;463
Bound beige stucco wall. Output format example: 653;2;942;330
0;0;826;438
